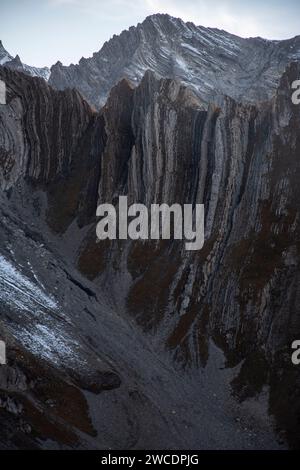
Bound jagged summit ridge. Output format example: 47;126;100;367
49;13;300;108
0;40;13;66
0;40;50;80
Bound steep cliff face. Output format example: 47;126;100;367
70;64;300;447
0;41;13;66
0;67;103;230
0;62;300;449
49;14;300;109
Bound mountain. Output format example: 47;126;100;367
49;13;300;108
0;55;300;449
0;40;13;66
0;40;50;81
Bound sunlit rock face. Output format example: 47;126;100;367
0;58;299;449
49;14;300;109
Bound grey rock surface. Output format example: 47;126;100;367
0;57;299;450
49;14;300;108
0;40;50;81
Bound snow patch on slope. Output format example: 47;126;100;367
0;54;11;66
0;254;86;367
13;323;84;367
0;254;57;311
23;64;51;81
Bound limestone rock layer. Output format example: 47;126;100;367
0;61;299;448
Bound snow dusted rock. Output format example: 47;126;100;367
0;40;13;66
49;13;300;108
0;41;50;81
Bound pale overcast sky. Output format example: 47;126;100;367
1;0;300;67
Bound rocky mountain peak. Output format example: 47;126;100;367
0;40;13;66
6;54;23;69
49;14;300;109
0;41;50;80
